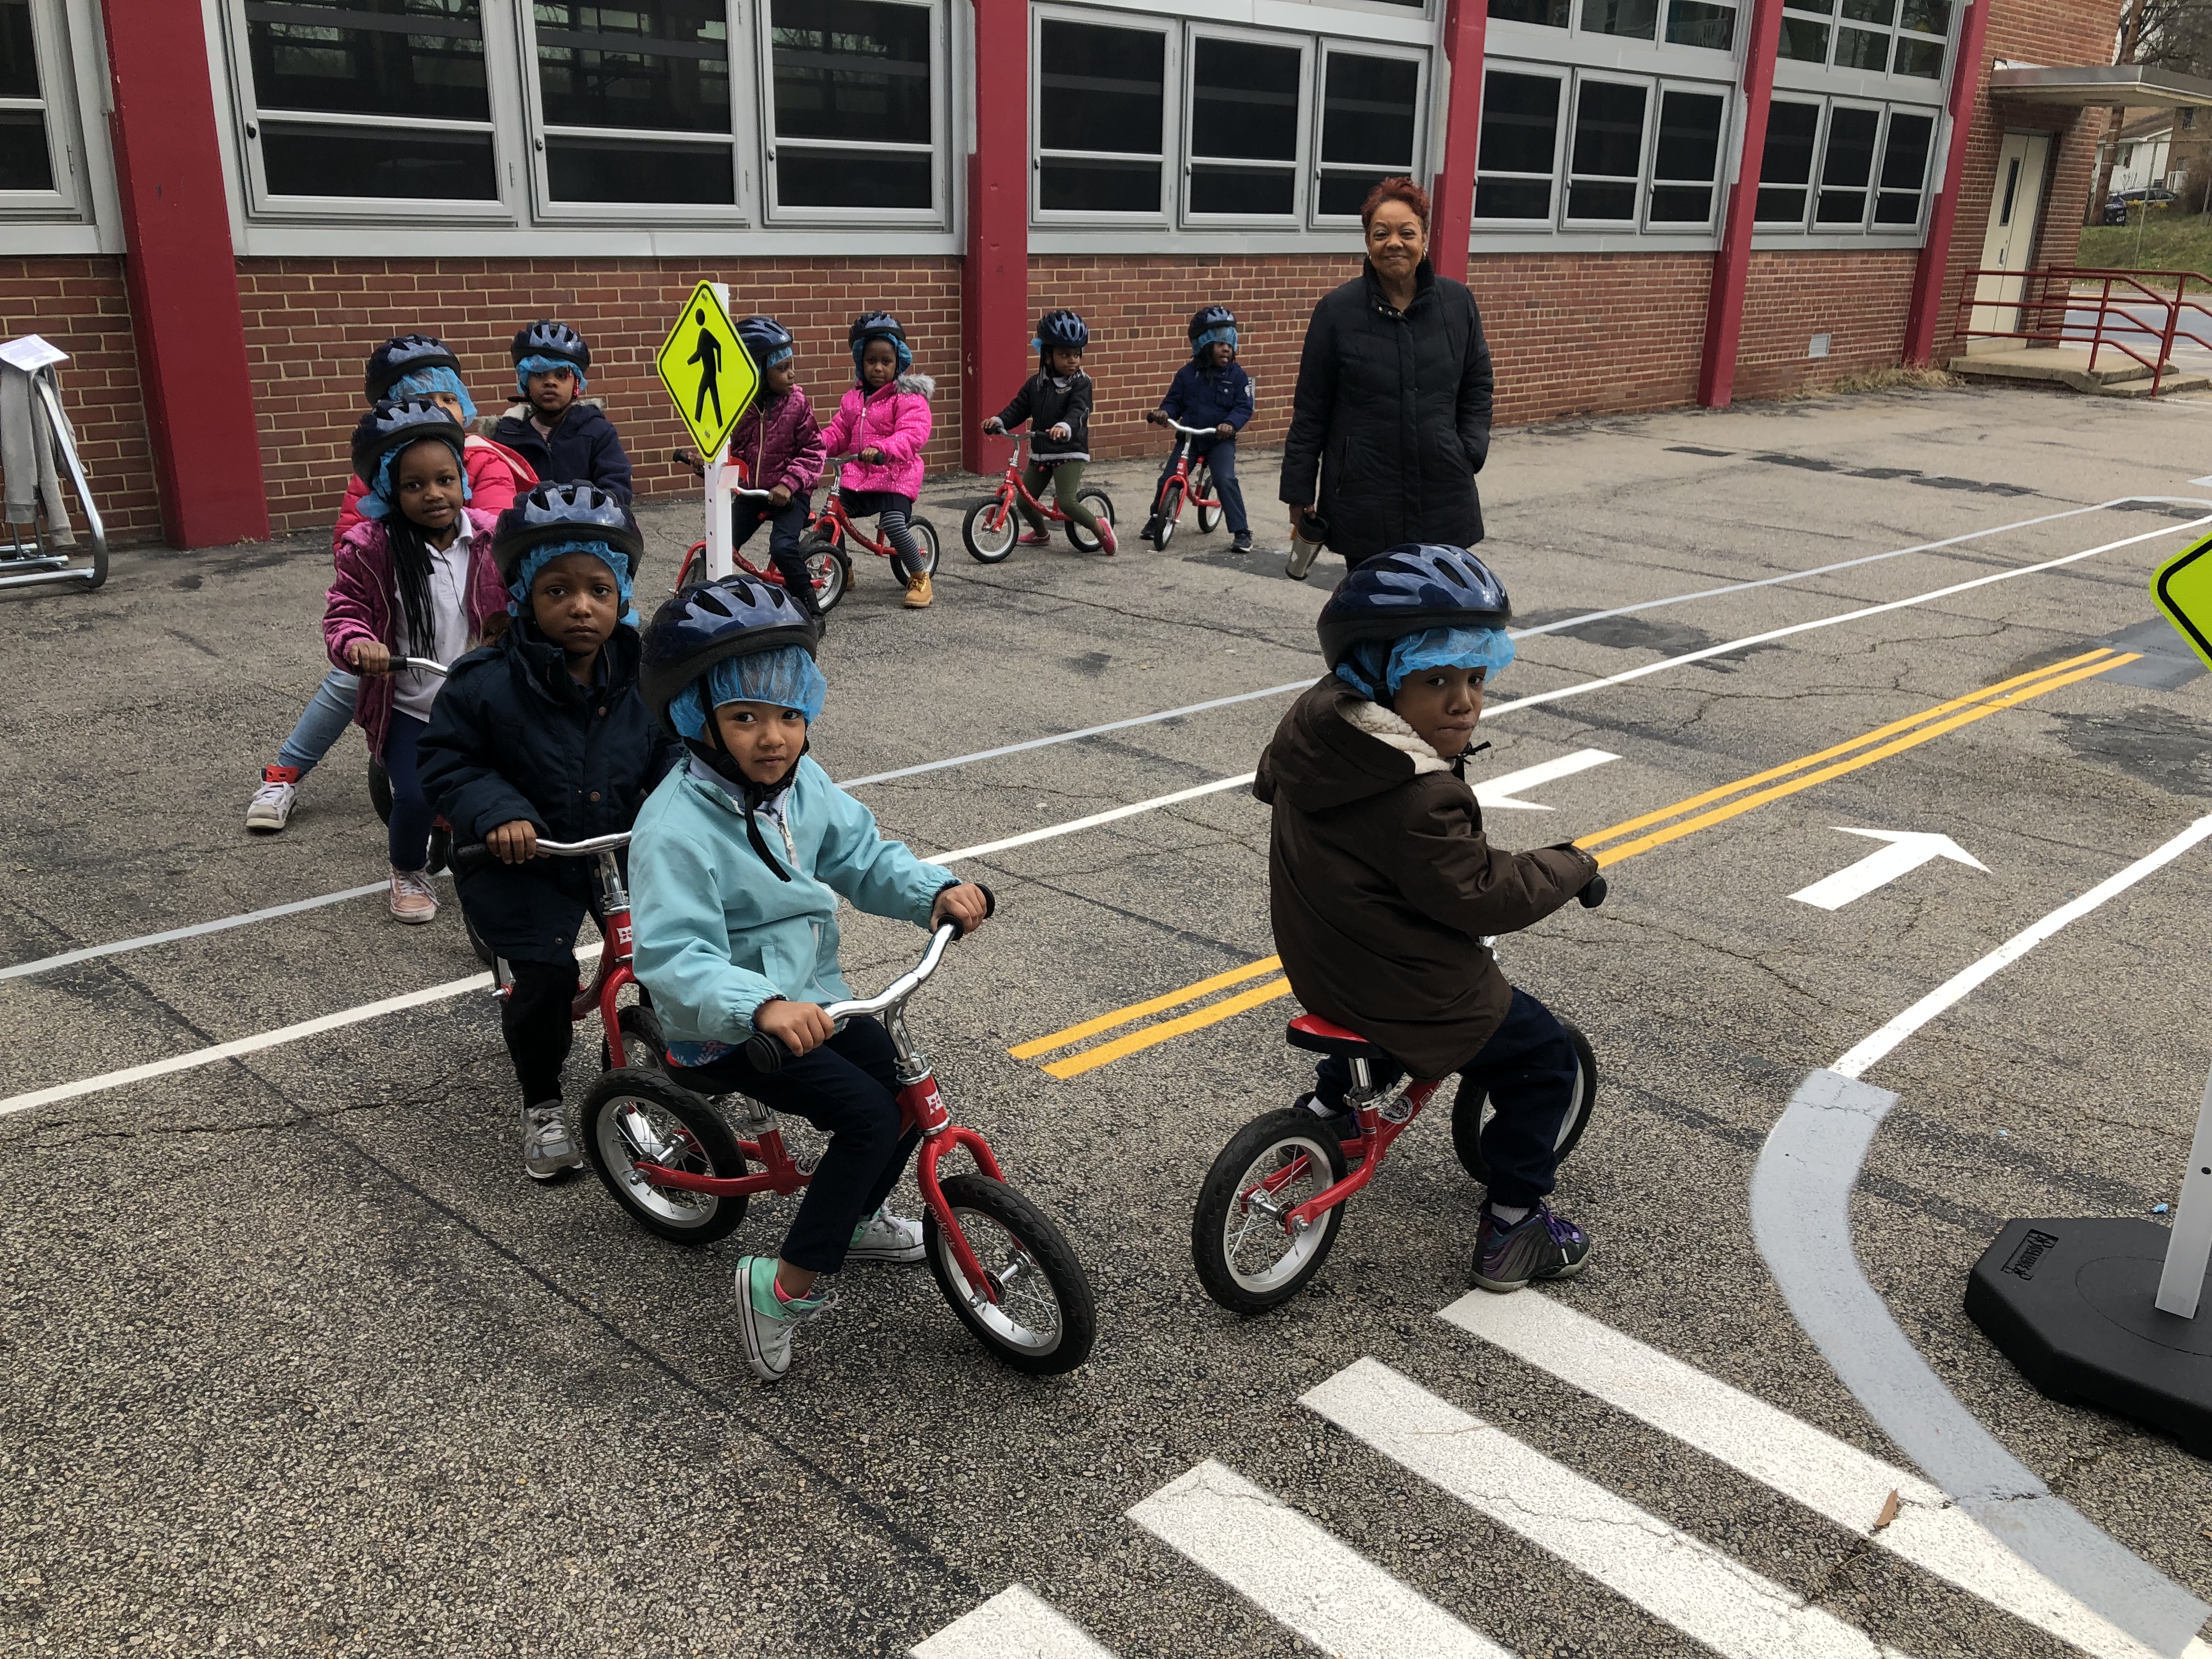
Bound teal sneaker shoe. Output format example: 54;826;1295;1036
734;1255;833;1381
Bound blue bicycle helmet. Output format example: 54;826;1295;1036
1034;309;1089;353
848;311;912;374
1315;544;1511;669
1188;304;1238;356
365;334;461;403
492;483;643;590
511;320;590;375
349;398;466;490
639;575;822;740
737;315;795;371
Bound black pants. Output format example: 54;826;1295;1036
504;957;580;1106
672;1016;919;1274
732;495;820;617
1312;988;1577;1211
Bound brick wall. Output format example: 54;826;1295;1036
234;256;963;535
1738;249;1920;397
0;256;160;541
1473;250;1713;421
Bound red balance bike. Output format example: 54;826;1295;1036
670;450;848;612
577;923;1098;1374
961;430;1115;562
1144;419;1227;551
450;832;663;1070
1191;885;1607;1313
803;454;943;589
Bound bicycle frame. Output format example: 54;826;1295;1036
1250;1060;1448;1235
672;452;835;596
975;431;1077;532
811;457;905;561
479;833;650;1068
1154;421;1224;526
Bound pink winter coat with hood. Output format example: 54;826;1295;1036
820;374;934;498
330;434;537;550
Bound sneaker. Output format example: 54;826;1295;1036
1471;1201;1590;1294
903;571;934;608
520;1098;583;1181
1232;532;1254;553
246;765;300;832
1018;529;1052;546
1295;1090;1359;1146
388;866;438;924
847;1205;926;1264
1095;522;1118;556
734;1255;835;1382
1139;514;1164;543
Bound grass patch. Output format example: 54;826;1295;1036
1782;364;1965;400
2078;215;2212;289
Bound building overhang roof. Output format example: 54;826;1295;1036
1989;63;2212;108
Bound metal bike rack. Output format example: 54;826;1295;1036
0;367;109;593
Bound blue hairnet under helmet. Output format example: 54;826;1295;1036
1193;326;1238;357
350;399;470;521
669;647;827;738
506;539;636;618
391;364;477;424
1334;625;1516;702
516;353;587;397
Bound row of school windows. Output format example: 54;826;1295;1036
0;0;1951;240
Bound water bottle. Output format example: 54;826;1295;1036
1285;510;1329;580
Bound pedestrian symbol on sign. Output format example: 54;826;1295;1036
687;309;723;428
654;281;757;459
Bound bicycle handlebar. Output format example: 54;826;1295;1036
1578;873;1608;909
1160;419;1218;437
393;656;448;676
743;921;961;1074
450;831;632;876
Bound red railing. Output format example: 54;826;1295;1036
1954;267;2212;395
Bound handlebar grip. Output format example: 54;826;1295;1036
451;842;495;876
1578;873;1609;909
745;1031;787;1074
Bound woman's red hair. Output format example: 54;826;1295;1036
1359;176;1431;232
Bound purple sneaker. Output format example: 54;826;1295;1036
1472;1201;1590;1293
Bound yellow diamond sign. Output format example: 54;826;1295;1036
2154;531;2212;672
655;280;758;459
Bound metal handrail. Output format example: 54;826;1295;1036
1954;264;2212;395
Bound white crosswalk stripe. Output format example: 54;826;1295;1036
909;1584;1120;1659
1128;1460;1515;1659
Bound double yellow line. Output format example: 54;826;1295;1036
1012;647;2138;1080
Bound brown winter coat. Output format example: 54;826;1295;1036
1254;677;1599;1079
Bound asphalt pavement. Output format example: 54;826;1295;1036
5;385;2212;1658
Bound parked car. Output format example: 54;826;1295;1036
2105;186;2179;224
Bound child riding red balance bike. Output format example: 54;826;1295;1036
670;450;848;612
1141;418;1227;552
961;429;1116;563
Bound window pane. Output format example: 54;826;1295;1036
1841;0;1894;18
1656;90;1723;182
1892;36;1944;77
1778;17;1830;61
0;0;37;99
1190;165;1295;216
1879;110;1933;189
1898;0;1948;30
770;0;930;146
1757;100;1818;222
546;136;732;202
1480;72;1560;176
1785;0;1834;12
777;146;929;207
1322;53;1419;168
1318;170;1394;216
1041;155;1160;213
1491;0;1570;23
1667;0;1736;49
1581;0;1657;40
1478;176;1553;218
1874;190;1921;224
1756;185;1807;222
1568;180;1636;218
1835;26;1888;70
244;0;488;121
1820;105;1877;187
0;106;52;191
1650;184;1712;222
1191;37;1300;163
260;117;494;197
1040;20;1163;158
533;2;727;136
1571;80;1646;180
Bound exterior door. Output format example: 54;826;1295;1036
1968;132;2052;349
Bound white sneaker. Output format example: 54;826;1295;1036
735;1255;835;1382
520;1099;582;1180
847;1204;926;1263
246;765;300;832
388;866;438;923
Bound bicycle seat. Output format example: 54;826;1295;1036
1284;1014;1395;1062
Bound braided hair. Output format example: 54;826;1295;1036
385;436;454;655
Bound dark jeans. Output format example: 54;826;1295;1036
838;488;923;581
1312;988;1577;1210
672;1015;920;1274
1155;435;1248;535
383;710;433;871
732;495;820;617
504;957;578;1105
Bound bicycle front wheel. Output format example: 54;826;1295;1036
1192;1108;1348;1313
1150;483;1182;551
1194;465;1222;534
964;495;1019;562
1067;488;1114;553
801;537;849;613
580;1069;749;1244
927;1173;1097;1374
908;517;942;576
1451;1015;1599;1185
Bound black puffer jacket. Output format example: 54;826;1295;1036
418;622;680;962
1279;259;1494;566
492;399;634;503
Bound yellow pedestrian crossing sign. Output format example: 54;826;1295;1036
656;280;758;459
2154;531;2212;672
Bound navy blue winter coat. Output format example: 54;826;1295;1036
418;622;679;962
1159;358;1255;435
492;399;635;503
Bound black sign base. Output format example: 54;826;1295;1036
1966;1217;2212;1459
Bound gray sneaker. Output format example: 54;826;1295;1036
847;1204;926;1263
520;1099;582;1181
734;1255;836;1382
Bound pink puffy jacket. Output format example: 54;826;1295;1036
330;433;537;550
819;374;934;499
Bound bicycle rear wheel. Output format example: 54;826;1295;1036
1150;483;1182;551
579;1069;749;1244
1192;1108;1348;1313
1451;1015;1599;1185
598;1004;668;1074
1194;465;1222;534
1067;488;1115;553
964;495;1019;562
800;537;849;613
927;1173;1096;1374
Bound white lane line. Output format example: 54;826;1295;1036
1833;812;2212;1078
928;774;1255;865
1127;1461;1512;1659
910;1585;1120;1659
0;883;391;983
1305;1359;1900;1659
1437;1292;2177;1659
1475;748;1618;810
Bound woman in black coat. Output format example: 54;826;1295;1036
1279;177;1494;569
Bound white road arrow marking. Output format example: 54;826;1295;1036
1790;827;1988;911
1474;748;1618;811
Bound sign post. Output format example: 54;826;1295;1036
654;280;759;582
1961;543;2212;1452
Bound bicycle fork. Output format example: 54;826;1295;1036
888;1010;1008;1304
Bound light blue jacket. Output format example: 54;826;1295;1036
629;756;956;1060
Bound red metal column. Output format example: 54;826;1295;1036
1429;0;1488;284
1903;0;1996;365
961;0;1030;474
99;0;267;547
1697;0;1785;408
